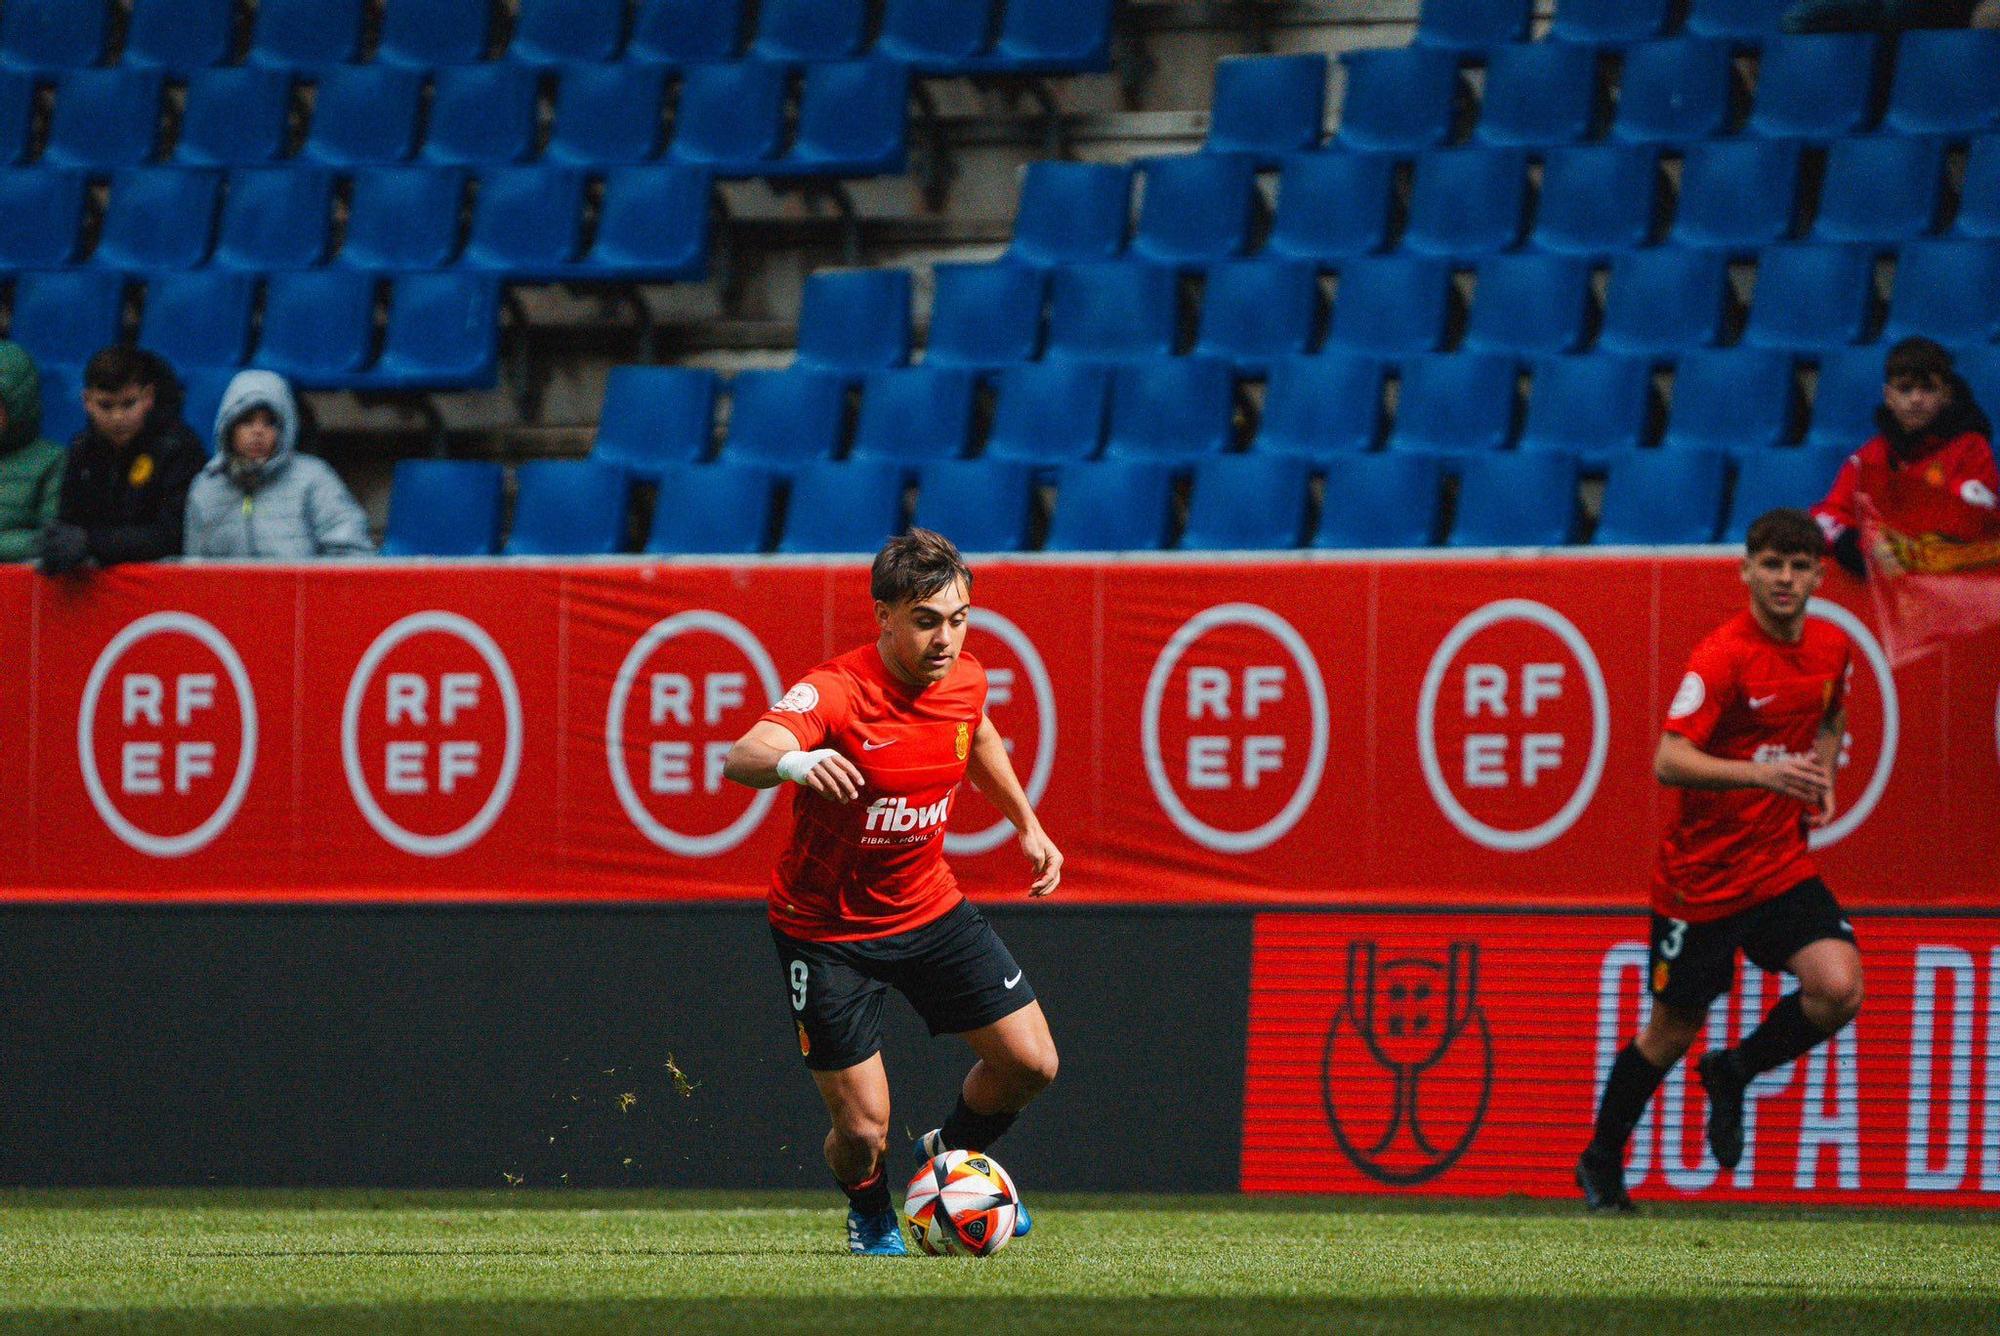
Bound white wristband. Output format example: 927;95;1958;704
776;749;840;785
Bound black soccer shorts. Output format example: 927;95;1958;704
771;900;1036;1073
1649;876;1858;1016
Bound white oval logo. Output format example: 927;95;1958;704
1805;599;1897;850
773;681;820;714
946;609;1058;857
1667;670;1705;720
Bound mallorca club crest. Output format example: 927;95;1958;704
955;721;970;760
1320;940;1493;1185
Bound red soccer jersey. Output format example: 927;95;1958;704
1653;610;1852;923
758;643;987;942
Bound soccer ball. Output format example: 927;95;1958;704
903;1148;1020;1257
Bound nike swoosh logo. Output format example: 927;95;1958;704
861;739;897;751
1748;695;1776;709
1003;971;1023;989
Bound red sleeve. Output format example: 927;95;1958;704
1812;451;1863;539
758;669;852;751
1941;433;1999;511
1662;638;1736;749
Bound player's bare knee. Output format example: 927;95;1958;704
1813;973;1864;1028
831;1115;889;1160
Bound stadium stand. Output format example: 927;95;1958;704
1266;151;1396;264
1044;459;1174;551
44;69;164;171
1335;46;1462;154
1883;239;2000;345
1007;161;1133;268
247;0;366;69
1449;453;1580;547
1549;0;1676;46
340;167;466;271
1192;259;1321;374
1813;135;1946;245
1663;348;1797;457
1102;358;1237;462
923;262;1047;370
0;70;30;165
138;273;257;372
628;0;748;66
1531;145;1660;258
1324;257;1452;357
1518;354;1654;467
380;460;506;557
796;268;914;379
984;361;1111;468
504;459;632;557
1388;354;1519;458
0;170;84;268
1595;449;1728;544
1415;0;1533;52
1181;455;1313;551
1251;353;1385;462
1669;138;1803;252
1610;39;1735;145
175;69;294;168
1045;262;1180;364
1883;29;2000;137
460;167;588;276
509;0;629;67
590;367;720;478
1953;135;2000;240
1463;254;1595;357
1742;243;1876;354
214;167;335;271
849;367;979;464
1312;453;1442;549
1598;248;1732;357
0;0;109;70
375;0;492;70
95;169;222;271
643;462;774;556
718;369;848;473
1724;446;1849;541
1806;346;1891;449
1403;148;1531;259
1130;154;1260;269
10;271;124;367
300;66;424;166
1745;34;1880;141
421;65;540;167
775;460;907;555
546;64;668;167
751;0;871;64
253;271;377;385
914;458;1036;554
1685;0;1795;42
1205;53;1328;162
1472;40;1600;149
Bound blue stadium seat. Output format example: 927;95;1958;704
1007;161;1132;268
797;268;912;378
1416;0;1531;51
137;272;255;371
376;0;491;69
1805;346;1887;449
1267;151;1395;264
256;271;378;385
175;68;292;168
786;60;911;178
720;369;847;472
0;70;30;165
372;273;501;389
1473;40;1600;149
1131;154;1259;268
1953;134;2000;240
180;366;235;453
629;0;747;66
0;169;85;268
668;61;787;175
914;458;1034;553
0;0;108;70
985;361;1109;467
1742;243;1875;353
1325;256;1452;357
1549;0;1674;45
583;166;712;280
1182;455;1311;550
1206;53;1328;162
9;272;123;367
96;169;221;271
381;460;506;557
1044;460;1174;551
548;63;667;167
505;459;633;557
1611;39;1735;145
1884;29;2000;138
643;462;774;556
1403;147;1529;259
1194;258;1321;374
923;262;1045;370
1313;453;1443;548
1595;449;1727;544
1959;344;2000;420
1103;358;1236;462
1389;353;1518;457
36;361;85;445
592;366;719;477
1519;354;1653;466
1664;348;1796;456
777;461;907;555
1464;253;1594;357
1688;0;1793;39
1336;46;1462;154
986;0;1115;74
753;0;868;62
850;367;978;463
462;166;586;276
1450;453;1581;547
214;167;333;271
301;66;423;166
125;0;234;74
1045;262;1179;363
340;167;467;271
422;65;539;167
1670;138;1802;252
45;69;164;171
1531;144;1659;258
1724;446;1849;541
879;0;994;73
248;0;365;70
509;0;627;67
1885;239;2000;345
1746;34;1879;141
1598;248;1731;357
1814;135;1944;245
1252;353;1383;460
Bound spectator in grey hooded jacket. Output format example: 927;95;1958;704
183;369;374;559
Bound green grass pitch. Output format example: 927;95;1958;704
0;1190;1993;1334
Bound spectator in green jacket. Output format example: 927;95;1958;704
0;341;64;562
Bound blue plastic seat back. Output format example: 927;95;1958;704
1724;446;1849;541
505;459;632;557
721;369;847;471
1742;243;1874;354
36;361;85;445
1464;253;1593;357
985;361;1109;466
850;367;977;463
9;271;124;367
1450;453;1580;547
249;0;365;69
341;167;467;270
1390;353;1518;456
179;366;234;455
510;0;627;66
1326;256;1452;357
257;271;378;384
302;66;423;166
630;0;747;65
797;268;912;377
586;165;711;279
375;273;501;388
1532;144;1659;257
1814;135;1944;245
548;63;667;167
753;0;868;62
0;69;30;165
1045;460;1173;551
879;0;995;71
1805;345;1887;449
924;262;1045;370
177;68;292;167
1611;38;1735;145
1671;138;1802;251
1045;262;1178;364
1008;161;1132;268
0;0;108;69
46;69;164;170
215;166;333;270
1416;0;1531;51
1550;0;1674;45
423;64;539;167
382;460;505;557
1131;153;1259;268
644;462;774;555
126;0;234;74
97;168;221;270
789;60;910;177
138;272;255;373
1252;353;1383;460
1953;134;2000;240
1314;453;1443;548
1103;358;1236;461
1664;348;1796;456
1474;40;1600;149
0;168;85;267
377;0;492;69
1194;258;1320;373
1182;454;1310;551
992;0;1115;72
1599;247;1731;356
1884;239;2000;346
914;458;1034;553
1267;150;1394;263
593;366;719;477
670;61;787;172
1885;29;2000;137
1747;33;1879;140
1520;355;1653;466
1687;0;1793;40
1956;344;2000;422
1336;46;1462;154
1207;53;1328;162
1595;449;1728;544
777;460;907;555
463;165;587;275
1404;147;1529;259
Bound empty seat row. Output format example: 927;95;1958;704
1414;0;1801;51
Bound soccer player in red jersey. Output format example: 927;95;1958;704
1577;509;1865;1211
723;529;1062;1255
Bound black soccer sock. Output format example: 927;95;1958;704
940;1093;1019;1153
1731;991;1831;1077
1588;1042;1671;1157
839;1167;891;1216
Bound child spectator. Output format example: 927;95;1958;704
0;341;64;562
183;370;372;559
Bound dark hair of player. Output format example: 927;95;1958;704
1884;336;1954;385
872;528;973;605
1744;508;1828;559
83;345;163;393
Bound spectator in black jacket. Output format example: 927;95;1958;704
41;347;207;575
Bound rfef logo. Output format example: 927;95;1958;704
77;611;257;857
1804;599;1897;851
946;609;1056;856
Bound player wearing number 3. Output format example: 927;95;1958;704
1578;509;1865;1211
724;529;1062;1256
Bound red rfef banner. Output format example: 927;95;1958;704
1243;911;2000;1207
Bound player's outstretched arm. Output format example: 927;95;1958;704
722;721;865;803
1809;708;1846;827
1654;731;1827;804
964;714;1062;898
